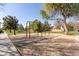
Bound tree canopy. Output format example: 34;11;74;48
32;19;43;32
3;15;18;35
41;3;79;34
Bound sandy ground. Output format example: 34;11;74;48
10;33;79;56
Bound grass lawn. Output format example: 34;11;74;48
6;30;79;37
42;31;79;36
5;30;26;36
47;31;79;36
68;31;79;36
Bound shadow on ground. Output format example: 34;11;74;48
11;35;79;56
0;33;20;56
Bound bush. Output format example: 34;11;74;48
0;29;4;33
17;30;25;33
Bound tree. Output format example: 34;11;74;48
18;24;24;30
73;21;79;31
32;19;43;32
54;18;63;29
43;20;50;31
3;15;18;35
3;16;13;32
67;22;73;31
40;10;50;31
40;10;49;20
41;3;79;34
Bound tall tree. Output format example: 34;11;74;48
3;16;13;32
32;19;43;32
40;10;49;20
54;18;63;29
40;10;49;31
18;24;24;30
73;21;79;31
3;15;18;35
41;3;79;34
43;20;50;31
67;22;73;31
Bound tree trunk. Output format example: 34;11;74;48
63;17;68;35
14;29;16;35
26;28;27;38
10;29;12;33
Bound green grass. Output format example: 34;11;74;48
6;29;79;37
6;30;26;36
68;31;79;35
40;31;79;36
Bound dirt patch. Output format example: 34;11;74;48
10;34;79;56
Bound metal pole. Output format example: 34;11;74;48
29;21;30;38
41;32;42;37
26;22;28;38
26;21;31;39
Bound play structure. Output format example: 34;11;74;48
25;21;50;39
0;21;51;56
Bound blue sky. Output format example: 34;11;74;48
0;3;73;27
0;3;43;27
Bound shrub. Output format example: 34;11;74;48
17;30;25;33
0;29;3;33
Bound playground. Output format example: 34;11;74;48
10;32;79;56
0;3;79;56
0;19;79;56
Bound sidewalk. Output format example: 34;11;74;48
0;32;20;56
